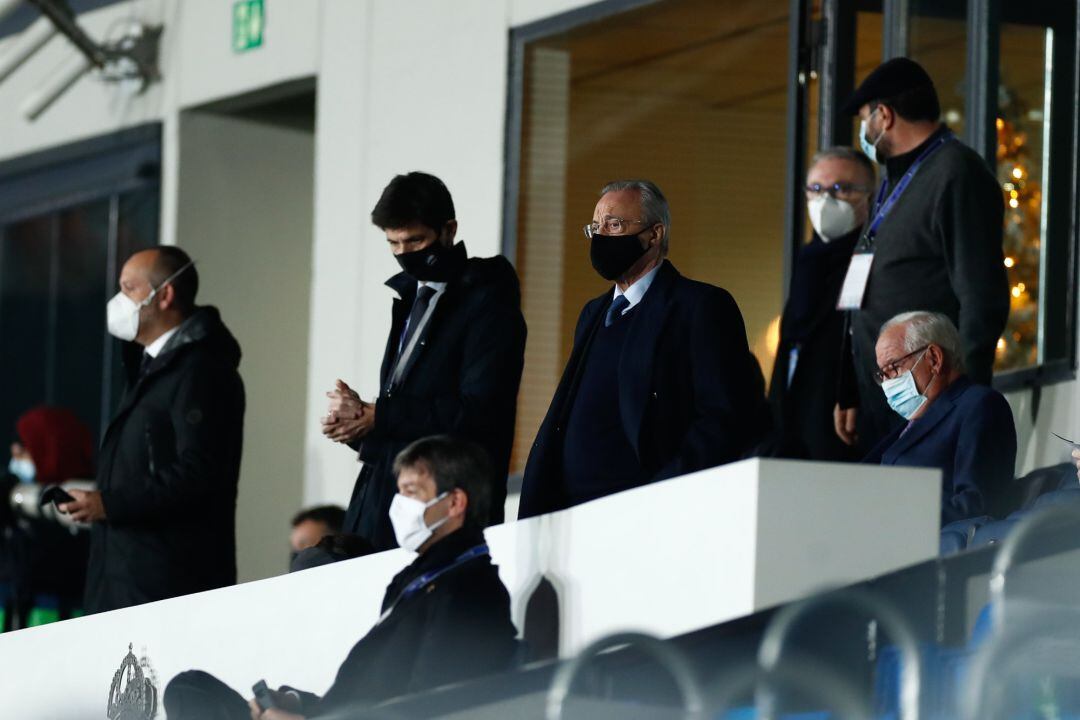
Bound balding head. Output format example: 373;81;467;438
116;247;197;347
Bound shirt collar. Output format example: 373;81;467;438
144;326;180;358
612;262;662;312
417;280;448;294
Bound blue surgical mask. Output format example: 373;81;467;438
881;350;935;420
7;457;35;483
859;108;884;164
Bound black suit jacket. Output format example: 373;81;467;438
345;246;527;549
863;376;1016;526
518;261;769;518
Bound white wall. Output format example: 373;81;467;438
177;110;314;582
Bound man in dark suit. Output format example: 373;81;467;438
864;311;1016;526
164;436;519;720
518;179;768;518
60;246;245;613
834;58;1009;454
770;146;875;461
322;172;526;550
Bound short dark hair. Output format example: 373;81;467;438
291;504;346;532
371;172;456;233
392;435;494;528
870;83;940;124
150;246;198;315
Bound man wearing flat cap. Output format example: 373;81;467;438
833;57;1009;454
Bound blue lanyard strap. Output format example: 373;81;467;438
399;543;489;601
863;130;954;247
379;543;489;624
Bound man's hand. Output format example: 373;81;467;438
833;404;858;447
1071;448;1080;481
248;690;304;720
59;489;106;523
321;379;376;444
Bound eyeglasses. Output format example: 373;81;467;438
584;216;654;239
805;182;872;200
873;345;929;385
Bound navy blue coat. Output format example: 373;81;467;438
864;376;1016;525
518;261;769;518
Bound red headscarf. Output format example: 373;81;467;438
15;407;95;485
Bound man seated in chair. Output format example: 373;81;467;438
164;436;519;719
864;311;1016;525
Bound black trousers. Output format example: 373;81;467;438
164;670;250;720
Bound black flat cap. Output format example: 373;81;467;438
843;57;935;115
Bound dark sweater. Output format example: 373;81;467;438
840;126;1009;447
561;306;647;505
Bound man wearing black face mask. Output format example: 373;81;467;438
518;179;769;518
320;172;526;551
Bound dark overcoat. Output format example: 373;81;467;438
345;245;526;549
519;260;769;518
86;307;245;613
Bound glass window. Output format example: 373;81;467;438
908;1;969;136
511;0;792;470
0;130;160;444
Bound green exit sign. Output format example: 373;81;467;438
233;0;265;53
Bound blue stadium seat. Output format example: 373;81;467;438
940;515;993;555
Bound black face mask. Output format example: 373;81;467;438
590;231;650;281
395;240;464;282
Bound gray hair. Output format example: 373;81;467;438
881;311;966;373
600;179;671;255
809;146;877;188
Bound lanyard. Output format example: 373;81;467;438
862;130;953;248
377;543;489;624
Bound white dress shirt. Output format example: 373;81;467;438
144;326;180;358
611;262;662;315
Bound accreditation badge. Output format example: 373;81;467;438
837;252;874;310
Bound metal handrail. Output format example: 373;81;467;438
545;631;705;720
988;502;1080;631
959;605;1080;720
757;587;923;720
709;657;872;720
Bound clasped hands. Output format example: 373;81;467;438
321;379;376;445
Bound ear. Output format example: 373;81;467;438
650;223;665;250
156;283;176;311
443;219;459;245
878;104;896;131
927;344;945;373
447;487;468;520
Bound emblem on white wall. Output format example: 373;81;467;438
107;643;158;720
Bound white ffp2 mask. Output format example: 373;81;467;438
105;260;195;341
389;492;449;552
807;195;859;241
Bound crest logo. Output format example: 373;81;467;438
107;643;158;720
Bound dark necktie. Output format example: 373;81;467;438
399;285;438;355
139;352;153;379
605;295;630;327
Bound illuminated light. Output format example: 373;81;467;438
1017;282;1026;292
1012;286;1022;298
764;315;782;357
1004;257;1015;268
1009;198;1020;209
997;338;1006;352
996;118;1005;129
1012;167;1023;179
1010;190;1019;199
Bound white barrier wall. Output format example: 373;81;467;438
0;459;939;717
